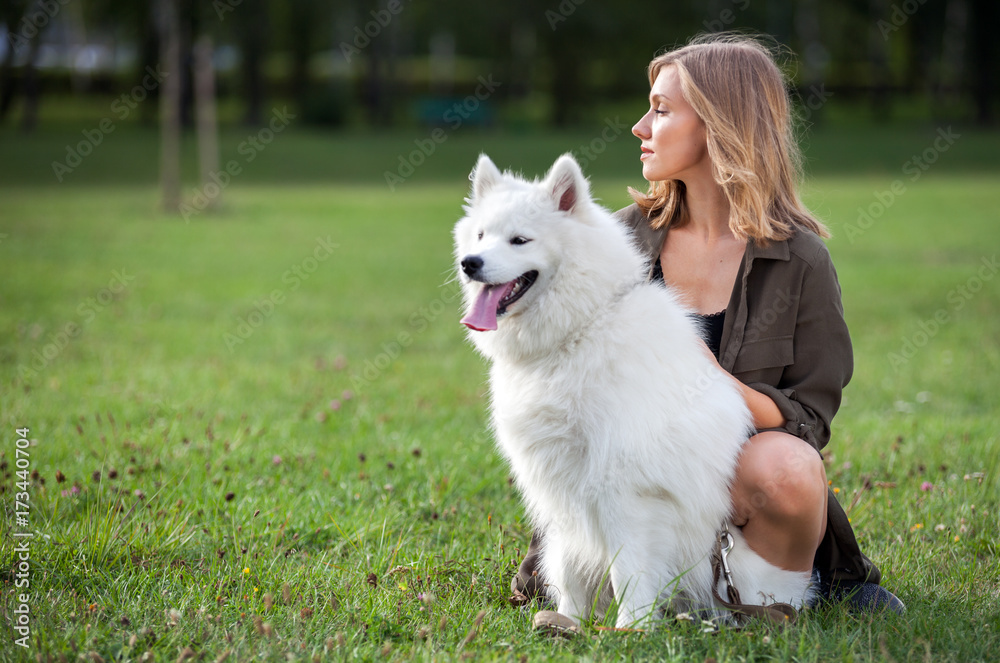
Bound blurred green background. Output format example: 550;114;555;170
2;0;999;131
1;0;998;189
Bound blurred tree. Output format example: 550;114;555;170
16;1;40;131
0;1;28;123
0;0;40;127
968;0;997;124
158;0;181;211
288;0;315;112
80;0;163;122
194;33;219;208
136;0;162;125
545;3;594;127
867;0;892;121
232;0;268;125
286;0;334;116
3;0;990;129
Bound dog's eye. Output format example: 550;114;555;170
477;231;484;240
510;236;531;246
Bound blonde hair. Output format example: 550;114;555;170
629;33;829;242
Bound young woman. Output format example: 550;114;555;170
514;34;903;620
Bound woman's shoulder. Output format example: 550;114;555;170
613;203;647;229
747;226;842;294
614;203;665;260
782;226;836;270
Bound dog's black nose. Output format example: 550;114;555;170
461;255;483;277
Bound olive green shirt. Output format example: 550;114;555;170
616;203;880;583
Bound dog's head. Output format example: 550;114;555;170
453;153;645;360
453;153;590;333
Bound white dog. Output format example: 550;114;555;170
453;154;814;629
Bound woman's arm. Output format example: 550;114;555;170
737;242;854;450
734;379;786;430
700;340;786;429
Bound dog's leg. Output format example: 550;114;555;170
720;526;815;608
542;539;592;626
609;551;664;629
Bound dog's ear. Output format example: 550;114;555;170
545;153;589;213
470;154;503;201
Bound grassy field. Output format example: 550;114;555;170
1;119;999;661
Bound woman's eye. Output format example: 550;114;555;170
653;108;668;115
510;236;531;246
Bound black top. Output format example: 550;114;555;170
652;258;726;359
693;310;726;359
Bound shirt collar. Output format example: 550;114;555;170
746;235;791;262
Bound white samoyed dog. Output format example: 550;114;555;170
453;153;814;629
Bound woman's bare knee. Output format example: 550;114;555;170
730;432;828;570
731;431;827;524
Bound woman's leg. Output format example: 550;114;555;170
728;430;829;573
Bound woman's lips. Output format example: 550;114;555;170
640;147;654;160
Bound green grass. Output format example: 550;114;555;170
1;122;999;661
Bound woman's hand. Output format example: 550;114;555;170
697;339;786;430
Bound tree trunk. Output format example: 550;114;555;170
936;0;968;114
238;0;266;126
290;0;313;115
194;34;220;210
159;0;182;213
794;0;827;125
868;0;892;122
19;26;41;132
0;23;19;123
1;1;32;124
970;0;996;125
138;0;161;125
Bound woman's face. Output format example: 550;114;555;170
632;65;709;183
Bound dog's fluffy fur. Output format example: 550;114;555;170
454;154;813;628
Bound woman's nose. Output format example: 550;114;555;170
632;111;650;139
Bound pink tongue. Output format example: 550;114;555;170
461;281;515;331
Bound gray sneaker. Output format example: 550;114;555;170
815;569;906;615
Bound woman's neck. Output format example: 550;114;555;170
681;176;733;244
